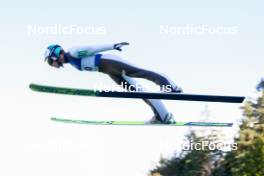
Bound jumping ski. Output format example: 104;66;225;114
51;117;233;127
29;83;245;103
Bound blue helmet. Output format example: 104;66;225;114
44;44;63;62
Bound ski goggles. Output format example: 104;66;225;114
44;45;62;64
46;57;57;66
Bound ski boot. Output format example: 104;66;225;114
163;113;176;124
147;113;176;124
171;85;183;93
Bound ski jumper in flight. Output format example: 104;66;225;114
44;42;183;124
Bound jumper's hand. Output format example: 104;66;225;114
114;42;129;51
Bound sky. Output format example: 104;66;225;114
0;0;264;176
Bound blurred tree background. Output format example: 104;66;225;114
149;80;264;176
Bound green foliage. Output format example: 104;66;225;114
213;81;264;176
150;80;264;176
149;131;224;176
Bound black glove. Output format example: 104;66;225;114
114;42;129;51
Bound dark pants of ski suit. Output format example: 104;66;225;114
98;54;180;122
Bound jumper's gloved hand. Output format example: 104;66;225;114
114;42;129;51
